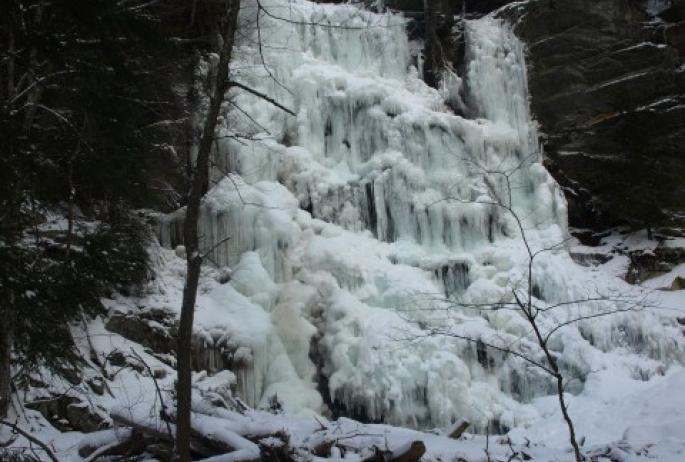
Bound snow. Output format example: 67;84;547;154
5;0;685;460
647;0;671;17
156;0;685;435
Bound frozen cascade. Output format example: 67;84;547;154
158;0;685;432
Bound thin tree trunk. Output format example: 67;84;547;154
66;161;74;264
1;14;17;421
0;296;13;418
7;17;16;104
423;0;439;88
22;2;46;133
442;0;455;32
175;1;241;461
526;313;582;462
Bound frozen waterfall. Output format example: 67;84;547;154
158;0;685;432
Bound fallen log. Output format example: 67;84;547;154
110;409;175;443
83;436;159;462
189;412;260;455
447;418;470;439
309;438;334;457
190;404;291;441
388;441;425;462
195;448;262;462
78;428;133;457
148;442;176;462
362;441;426;462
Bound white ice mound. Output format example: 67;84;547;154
158;0;685;431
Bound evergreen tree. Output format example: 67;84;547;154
0;0;189;416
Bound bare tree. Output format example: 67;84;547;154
175;0;295;460
176;1;242;459
0;316;11;418
404;156;654;462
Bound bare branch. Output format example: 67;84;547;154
228;81;296;116
0;420;60;462
201;236;233;259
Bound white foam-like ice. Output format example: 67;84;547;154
158;0;685;431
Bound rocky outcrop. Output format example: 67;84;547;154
497;0;685;232
26;395;109;432
626;245;685;283
106;308;178;356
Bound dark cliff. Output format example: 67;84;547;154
500;0;685;235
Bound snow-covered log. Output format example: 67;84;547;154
361;441;426;462
307;436;334;457
447;418;470;439
191;402;297;440
82;436;159;462
110;407;175;442
195;448;262;462
189;412;260;455
77;428;133;457
387;441;426;462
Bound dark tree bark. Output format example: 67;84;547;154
423;0;439;88
0;19;16;419
441;0;455;33
175;1;242;461
422;0;459;88
0;304;12;418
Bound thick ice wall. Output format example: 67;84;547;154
201;179;300;282
219;2;566;250
155;0;685;432
465;19;534;134
238;0;410;79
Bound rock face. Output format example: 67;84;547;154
498;0;685;232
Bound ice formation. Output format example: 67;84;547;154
158;0;685;432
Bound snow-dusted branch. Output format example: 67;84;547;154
0;420;60;462
228;81;295;116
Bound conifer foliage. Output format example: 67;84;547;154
0;0;186;417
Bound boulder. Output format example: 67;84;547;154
105;308;177;355
669;276;685;290
26;395;108;432
626;245;685;283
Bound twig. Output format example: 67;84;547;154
228;81;296;116
129;348;174;439
0;420;60;462
201;236;233;259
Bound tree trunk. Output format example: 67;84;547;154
1;15;16;421
423;0;439;88
526;314;582;462
442;0;455;32
0;299;13;418
175;2;241;461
